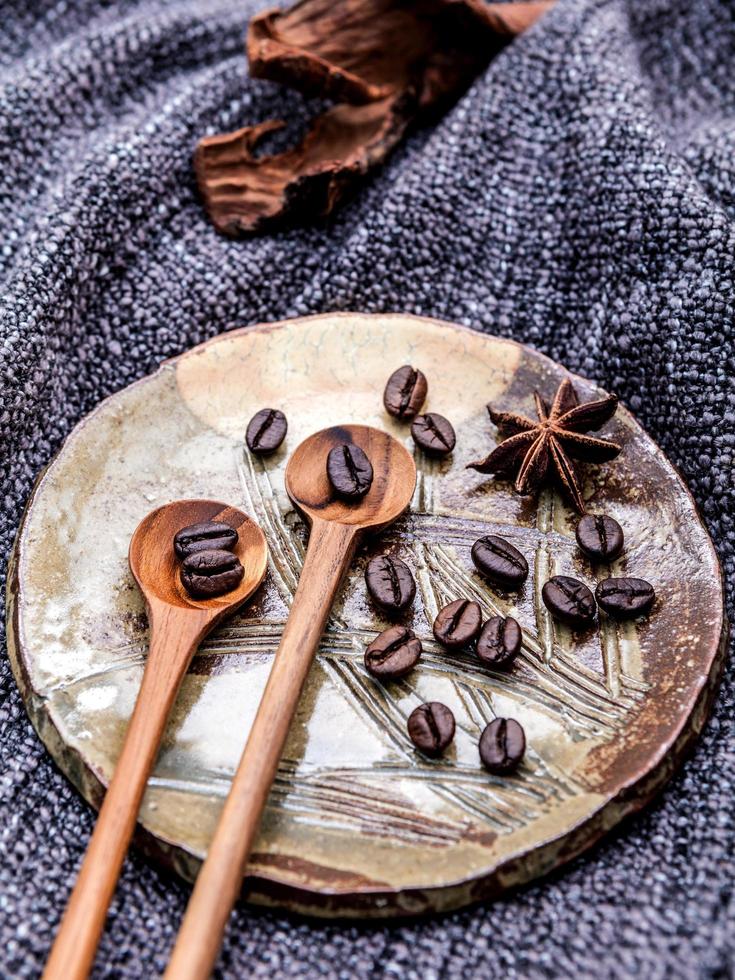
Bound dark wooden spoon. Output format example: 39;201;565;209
165;425;416;980
43;500;268;980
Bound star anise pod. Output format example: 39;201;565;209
467;379;621;513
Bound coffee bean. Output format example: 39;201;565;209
411;413;456;456
542;575;596;627
471;535;528;589
433;599;482;648
383;365;428;420
407;702;455;756
364;626;422;680
173;521;238;560
180;549;244;599
327;443;374;500
596;577;655;618
246;408;287;454
479;718;525;774
365;555;416;613
576;514;624;562
476;616;522;670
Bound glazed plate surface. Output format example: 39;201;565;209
7;313;726;916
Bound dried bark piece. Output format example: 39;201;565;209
197;0;554;236
247;0;552;107
195;96;411;236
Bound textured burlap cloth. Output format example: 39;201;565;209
1;0;733;975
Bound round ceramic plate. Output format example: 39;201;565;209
7;313;727;917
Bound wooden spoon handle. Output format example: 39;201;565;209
43;623;202;980
164;519;358;980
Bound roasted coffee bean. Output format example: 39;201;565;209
596;577;655;618
327;443;374;500
471;535;528;589
173;521;238;560
365;555;416;613
576;514;624;562
246;408;287;454
180;549;244;599
411;413;456;456
542;575;596;627
364;626;422;680
407;702;455;756
479;718;525;774
433;599;482;648
476;616;522;670
383;365;428;420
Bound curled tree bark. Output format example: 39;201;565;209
196;0;555;236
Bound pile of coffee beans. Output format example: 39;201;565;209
173;520;243;599
383;365;456;458
238;375;659;783
361;535;527;766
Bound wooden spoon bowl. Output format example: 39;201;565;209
130;499;268;615
286;424;417;529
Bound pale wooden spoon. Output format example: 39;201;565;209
43;500;268;980
165;425;416;980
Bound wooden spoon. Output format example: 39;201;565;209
43;500;268;980
165;425;416;980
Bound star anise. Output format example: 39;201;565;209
467;379;621;513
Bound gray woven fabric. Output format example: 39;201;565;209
1;0;734;976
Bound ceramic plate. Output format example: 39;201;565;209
7;313;727;917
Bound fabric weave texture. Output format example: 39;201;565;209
1;0;734;977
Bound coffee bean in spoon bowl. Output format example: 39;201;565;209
411;413;455;456
476;615;522;670
180;549;245;599
596;577;655;618
471;535;528;590
576;514;624;562
365;555;416;613
479;718;525;774
364;626;422;680
246;408;287;454
173;521;238;560
383;365;428;420
433;599;482;649
407;702;455;757
327;443;374;500
542;575;596;628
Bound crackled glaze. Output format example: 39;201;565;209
6;313;727;917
